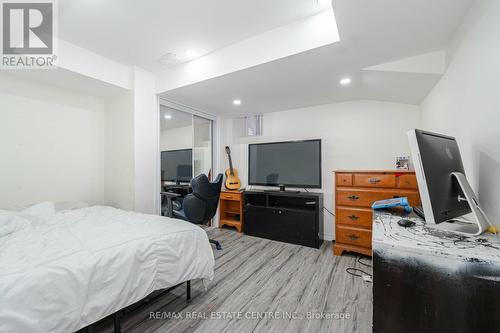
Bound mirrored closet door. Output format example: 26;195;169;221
159;103;214;216
193;115;213;179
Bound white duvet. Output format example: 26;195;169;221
0;205;215;333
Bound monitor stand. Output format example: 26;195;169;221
263;185;301;194
430;172;491;236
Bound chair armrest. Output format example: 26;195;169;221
160;192;182;217
160;192;182;198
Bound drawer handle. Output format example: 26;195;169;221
348;215;360;221
348;234;360;241
369;178;381;184
347;195;360;201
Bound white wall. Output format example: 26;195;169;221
104;91;135;211
104;67;159;214
420;0;500;226
220;100;420;240
132;68;159;214
0;74;105;208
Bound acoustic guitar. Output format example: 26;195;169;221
225;146;241;190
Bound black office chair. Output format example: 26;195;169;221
171;173;224;250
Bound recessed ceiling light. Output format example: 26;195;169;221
184;49;197;58
233;99;242;105
340;77;352;86
164;114;172;119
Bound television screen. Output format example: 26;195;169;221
248;140;321;188
161;149;193;183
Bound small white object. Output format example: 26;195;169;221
244;114;263;136
164;114;172;119
184;49;196;58
340;77;352;85
233;99;242;105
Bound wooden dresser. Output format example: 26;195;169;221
333;170;421;256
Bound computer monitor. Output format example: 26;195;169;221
408;129;490;235
161;149;193;184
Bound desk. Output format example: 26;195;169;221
161;185;191;217
373;210;500;333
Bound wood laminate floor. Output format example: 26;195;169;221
94;228;373;333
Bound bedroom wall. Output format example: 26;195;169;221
220;100;420;240
0;74;105;209
420;0;500;226
104;91;135;211
132;68;159;214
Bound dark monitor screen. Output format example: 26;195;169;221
248;140;321;188
161;149;193;183
415;130;471;223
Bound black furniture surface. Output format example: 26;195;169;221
170;173;224;250
373;210;500;333
244;190;323;248
161;184;191;217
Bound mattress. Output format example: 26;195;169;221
0;205;215;333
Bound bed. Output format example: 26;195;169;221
0;203;215;333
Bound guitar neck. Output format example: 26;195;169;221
227;154;234;175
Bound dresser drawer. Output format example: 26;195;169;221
396;174;418;189
220;192;241;201
336;188;421;207
336;173;353;187
337;188;392;207
337;207;372;228
336;225;372;248
353;173;396;188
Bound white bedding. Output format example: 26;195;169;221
0;205;215;333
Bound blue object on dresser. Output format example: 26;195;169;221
371;197;412;213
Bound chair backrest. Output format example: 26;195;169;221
183;173;223;224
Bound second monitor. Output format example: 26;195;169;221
161;149;193;184
248;139;321;191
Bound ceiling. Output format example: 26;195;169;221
58;0;331;73
3;68;127;98
55;0;474;114
160;0;474;116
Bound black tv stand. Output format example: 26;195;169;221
244;190;323;248
262;184;301;194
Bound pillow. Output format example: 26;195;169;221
0;213;31;237
54;201;89;212
17;202;56;227
0;210;15;224
21;201;55;217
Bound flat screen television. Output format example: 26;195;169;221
248;139;322;190
161;149;193;183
